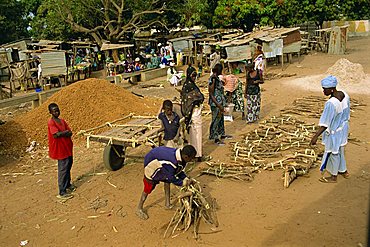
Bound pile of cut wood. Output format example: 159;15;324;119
232;115;322;187
200;161;258;181
281;95;364;118
164;183;218;239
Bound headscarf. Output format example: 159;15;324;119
181;66;204;129
321;75;338;88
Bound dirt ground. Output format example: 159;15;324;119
1;36;370;247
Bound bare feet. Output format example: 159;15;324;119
136;209;149;220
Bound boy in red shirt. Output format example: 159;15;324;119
47;103;75;199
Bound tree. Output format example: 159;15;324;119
258;0;290;27
213;0;261;31
33;0;170;46
0;0;29;44
30;0;86;41
339;0;370;20
178;0;209;27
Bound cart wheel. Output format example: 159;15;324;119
103;144;125;171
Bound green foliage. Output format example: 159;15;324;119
340;0;370;20
1;0;370;45
179;0;209;27
0;0;29;44
213;0;370;30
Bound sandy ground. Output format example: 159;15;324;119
1;36;370;247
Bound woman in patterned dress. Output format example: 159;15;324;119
208;63;231;145
245;62;264;123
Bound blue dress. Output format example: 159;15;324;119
319;92;350;175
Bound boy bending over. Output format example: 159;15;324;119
136;145;196;220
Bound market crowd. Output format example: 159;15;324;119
47;46;350;221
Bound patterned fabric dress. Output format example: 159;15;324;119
208;75;226;140
246;69;262;123
232;79;245;112
181;66;204;158
222;74;244;113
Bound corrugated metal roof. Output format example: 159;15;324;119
168;36;194;42
101;43;134;51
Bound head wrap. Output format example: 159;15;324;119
186;66;196;78
321;75;338;88
181;66;203;129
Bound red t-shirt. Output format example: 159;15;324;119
48;118;73;160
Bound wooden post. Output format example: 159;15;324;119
281;54;284;71
0;82;3;100
32;99;40;109
193;40;198;66
199;42;203;67
38;91;48;105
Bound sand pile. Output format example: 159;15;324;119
0;79;160;154
286;59;370;94
326;58;367;85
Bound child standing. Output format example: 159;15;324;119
158;100;181;148
47;103;75;199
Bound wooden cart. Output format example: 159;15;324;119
79;114;161;171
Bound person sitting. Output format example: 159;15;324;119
158;100;181;148
167;62;182;86
134;57;144;71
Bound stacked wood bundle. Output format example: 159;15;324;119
200;161;259;181
230;115;323;187
199;96;364;187
164;183;218;239
281;95;364;118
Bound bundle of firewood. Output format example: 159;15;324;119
228;115;323;187
164;183;218;239
200;161;259;181
280;96;365;118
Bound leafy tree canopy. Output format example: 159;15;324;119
1;0;369;44
0;0;28;44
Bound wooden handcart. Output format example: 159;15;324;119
79;114;162;171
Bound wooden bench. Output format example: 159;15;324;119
0;87;61;109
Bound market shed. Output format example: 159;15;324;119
255;27;302;69
219;38;253;63
312;25;348;54
169;36;194;64
40;51;68;86
101;43;134;63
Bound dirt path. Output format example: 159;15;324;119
1;37;369;247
